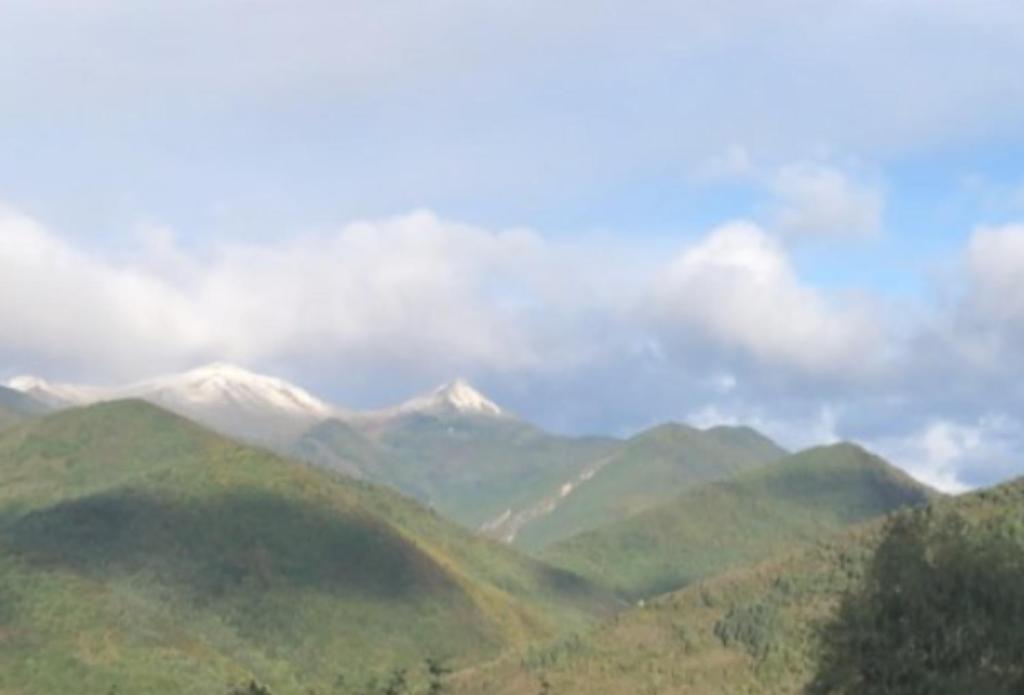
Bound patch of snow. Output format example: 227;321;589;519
393;378;504;417
124;362;333;418
6;375;104;407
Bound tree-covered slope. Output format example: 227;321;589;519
510;423;787;551
294;411;620;531
541;443;936;599
0;401;617;695
453;474;1024;695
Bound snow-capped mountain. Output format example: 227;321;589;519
122;362;333;419
6;364;507;445
396;378;504;417
5;375;102;409
127;363;335;444
6;363;336;445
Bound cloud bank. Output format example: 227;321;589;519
4;203;1024;492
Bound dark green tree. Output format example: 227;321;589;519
810;509;1024;694
425;657;451;694
381;667;407;695
229;681;272;695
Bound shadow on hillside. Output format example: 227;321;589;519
1;488;458;602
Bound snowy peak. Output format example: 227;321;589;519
6;363;336;445
5;375;99;408
399;378;504;417
133;362;333;418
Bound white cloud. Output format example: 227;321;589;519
653;221;881;374
868;416;1024;494
0;206;555;381
923;224;1024;375
0;205;205;376
770;163;883;239
194;210;549;370
0;205;887;387
964;223;1024;323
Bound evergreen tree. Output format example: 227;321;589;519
810;509;1024;694
425;657;451;694
381;667;407;695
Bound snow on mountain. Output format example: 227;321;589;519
6;363;336;444
395;378;504;417
123;363;333;419
5;375;103;409
7;366;507;444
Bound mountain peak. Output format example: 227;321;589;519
399;378;504;417
136;362;333;418
6;375;98;407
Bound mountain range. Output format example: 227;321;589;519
0;362;969;693
3;364;795;547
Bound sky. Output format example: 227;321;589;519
2;1;1024;492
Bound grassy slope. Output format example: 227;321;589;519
0;401;617;695
513;424;787;551
295;413;620;529
454;477;1024;695
541;444;936;599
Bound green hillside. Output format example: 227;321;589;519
453;475;1024;695
541;443;936;599
291;416;390;480
511;423;787;551
295;412;620;530
0;401;617;694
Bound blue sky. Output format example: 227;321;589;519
3;1;1024;491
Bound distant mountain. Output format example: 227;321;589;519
5;374;98;409
541;443;937;599
6;363;335;445
503;423;788;551
388;377;506;418
4;366;800;551
0;401;616;694
0;384;49;430
296;381;620;530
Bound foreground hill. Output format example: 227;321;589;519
506;423;787;550
0;401;616;694
541;443;937;599
453;475;1024;694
